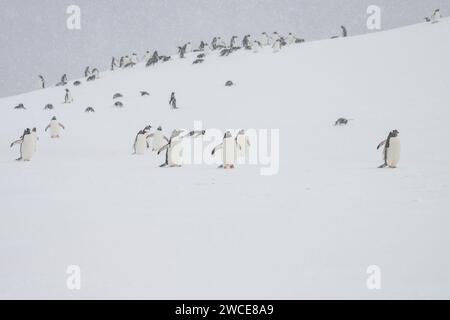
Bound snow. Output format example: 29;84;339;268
1;19;450;299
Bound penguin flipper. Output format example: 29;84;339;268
377;140;386;150
157;144;169;155
212;143;223;155
10;140;21;148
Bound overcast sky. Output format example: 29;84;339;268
0;0;448;98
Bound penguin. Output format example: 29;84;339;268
140;91;150;96
38;75;45;89
193;59;204;65
131;53;139;64
431;9;441;23
235;129;251;158
143;51;151;62
377;130;401;168
252;40;262;53
44;104;54;110
31;127;39;152
272;39;281;53
225;80;234;87
146;51;159;67
111;57;118;71
157;129;185;167
114;101;124;108
91;68;100;79
334;118;353;126
230;36;238;48
64;88;73;103
341;26;348;37
113;93;123;99
169;92;178;109
211;37;218;50
14;103;26;110
133;130;149;155
84;66;91;77
212;131;240;169
147;126;169;152
178;45;186;58
271;32;280;45
10;128;35;161
85;107;95;113
86;75;96;82
242;35;251;49
286;33;296;45
73;81;82;86
261;32;270;46
217;37;227;48
185;42;192;53
197;53;206;59
45;116;65;138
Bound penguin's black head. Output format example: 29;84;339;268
32;128;37;132
224;131;232;139
201;130;206;135
391;130;399;137
24;128;31;135
157;126;162;131
52;116;57;120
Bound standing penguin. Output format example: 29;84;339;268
157;129;185;167
272;39;281;53
38;75;45;89
431;9;441;23
84;66;91;77
212;131;240;169
169;92;178;109
45;116;66;138
10;129;35;161
230;36;238;48
133;130;149;155
235;129;251;158
286;33;296;45
242;35;251;49
377;130;401;168
64;89;73;104
147;126;169;152
341;26;348;37
31;127;39;152
261;32;270;46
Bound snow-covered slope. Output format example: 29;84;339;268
1;19;450;299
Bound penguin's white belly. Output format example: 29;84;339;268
152;134;166;151
223;139;236;165
50;121;60;137
386;138;401;167
135;135;147;155
168;142;183;166
21;136;35;161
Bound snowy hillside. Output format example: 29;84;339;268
1;19;450;299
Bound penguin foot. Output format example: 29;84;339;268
378;163;387;168
160;163;168;168
15;157;22;161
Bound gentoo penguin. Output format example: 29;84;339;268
185;42;192;53
146;51;159;67
38;75;45;89
431;9;441;23
158;129;185;167
334;118;353;126
44;104;54;110
178;45;186;58
10;128;35;161
225;80;234;87
111;57;118;71
242;35;251;49
271;32;280;45
235;129;251;158
114;101;124;108
211;37;218;50
261;32;270;46
143;51;151;62
64;89;73;103
45;116;65;138
73;81;81;86
341;26;348;37
169;92;178;109
140;91;150;96
252;40;262;53
56;74;68;86
84;66;91;77
91;68;100;79
218;37;227;48
31;127;39;152
85;107;95;113
272;39;281;52
193;59;204;65
131;53;139;64
14;103;26;110
286;33;295;45
147;126;169;152
133;130;149;155
230;36;238;48
212;131;240;169
113;93;123;99
377;130;401;168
